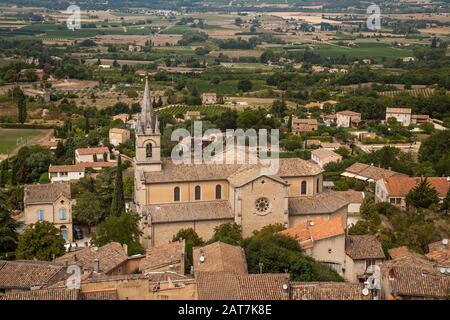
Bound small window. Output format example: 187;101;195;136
146;143;153;158
174;187;180;202
316;178;320;193
195;185;201;201
301;181;307;195
37;210;44;221
59;208;67;220
215;184;222;200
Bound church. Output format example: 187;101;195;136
134;80;351;248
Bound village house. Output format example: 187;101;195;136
291;117;318;134
193;241;248;276
335;190;365;226
342;162;405;183
311;148;342;169
48;162;115;183
55;242;131;276
0;260;68;294
280;215;347;276
24;182;73;242
380;246;450;300
201;92;217;105
139;240;185;275
320;142;343;151
75;147;110;163
336;110;362;128
345;235;386;283
184;111;202;120
411;114;430;125
109;127;131;147
375;177;450;208
322;114;337;126
133;79;352;248
112;113;129;124
385;107;412;126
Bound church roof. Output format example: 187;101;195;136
136;78;159;134
143;158;323;184
288;191;349;215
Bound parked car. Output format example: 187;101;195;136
73;226;84;240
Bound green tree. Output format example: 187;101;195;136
91;211;143;255
111;155;125;216
244;227;342;281
441;188;450;214
0;191;21;258
405;178;440;210
73;191;104;233
172;228;204;274
0;160;8;187
419;131;450;176
237;79;253;92
16;221;65;261
17;94;27;124
208;223;243;246
271;97;287;117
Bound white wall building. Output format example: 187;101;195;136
75;147;110;163
385;108;412;126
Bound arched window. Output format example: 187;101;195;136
316;178;320;193
215;184;222;200
195;185;201;201
60;226;68;241
59;208;67;220
174;186;180;202
301;181;307;195
146;143;153;158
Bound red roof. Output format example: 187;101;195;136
76;147;109;155
384;177;449;197
337;110;360;117
49;162;115;173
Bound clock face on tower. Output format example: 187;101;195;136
255;197;271;216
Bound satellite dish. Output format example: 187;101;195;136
446;268;450;274
439;268;446;274
362;288;370;296
199;254;205;263
282;283;288;290
442;239;449;245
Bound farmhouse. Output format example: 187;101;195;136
201;92;217;105
291;117;318;134
336;111;361;128
75;147;110;163
109;127;130;147
385;108;412;126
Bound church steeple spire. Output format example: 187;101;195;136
138;77;158;134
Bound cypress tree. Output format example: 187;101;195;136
18;95;27;124
111;155;125;216
0;161;6;187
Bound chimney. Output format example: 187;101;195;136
122;244;128;256
94;258;100;273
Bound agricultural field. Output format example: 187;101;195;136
0;128;51;155
156;105;227;117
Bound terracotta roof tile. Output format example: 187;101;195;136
81;289;118;300
384;177;449;197
291;282;372;300
386;107;411;114
337;110;361;116
193;242;247;275
49;162;115;173
0;260;66;290
76;147;109;155
196;271;290;300
345;162;404;181
55;242;128;274
280;215;345;250
311;148;341;160
24;182;71;205
288;191;349;216
345;235;385;260
0;288;79;300
140;240;185;273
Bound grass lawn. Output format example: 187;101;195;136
0;128;48;154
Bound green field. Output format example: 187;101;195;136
0;128;48;154
156;105;227;117
288;43;414;63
